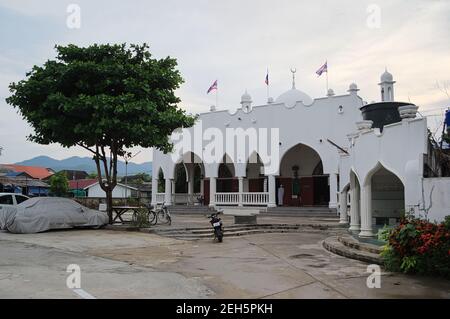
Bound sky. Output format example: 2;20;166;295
0;0;449;164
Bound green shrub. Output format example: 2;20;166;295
131;208;151;228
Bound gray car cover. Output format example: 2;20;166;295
0;197;108;234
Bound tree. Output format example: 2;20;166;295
49;171;69;196
120;172;151;185
87;172;98;179
7;43;196;223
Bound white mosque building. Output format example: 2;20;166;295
152;70;450;238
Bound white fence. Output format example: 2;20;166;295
215;192;268;206
242;192;269;205
155;193;201;205
156;192;269;206
215;192;240;205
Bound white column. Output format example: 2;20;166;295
209;177;216;208
187;165;194;205
328;173;338;209
349;174;360;232
200;178;204;195
238;176;244;207
151;175;158;206
339;190;348;224
164;178;173;205
268;175;276;208
359;183;374;237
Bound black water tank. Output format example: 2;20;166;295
360;102;412;129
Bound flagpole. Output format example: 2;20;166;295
326;60;329;93
215;86;218;109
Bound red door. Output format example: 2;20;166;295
300;177;314;206
231;178;238;192
203;179;210;206
248;178;264;192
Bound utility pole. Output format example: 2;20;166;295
122;150;141;205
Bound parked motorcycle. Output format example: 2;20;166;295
208;211;224;242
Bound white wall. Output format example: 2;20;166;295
87;183;134;198
341;117;428;214
422;177;450;222
154;90;363;182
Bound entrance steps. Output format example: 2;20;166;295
167;205;216;215
322;235;383;264
261;206;339;218
147;223;342;241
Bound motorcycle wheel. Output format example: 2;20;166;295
216;230;223;243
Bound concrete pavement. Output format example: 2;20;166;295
0;217;449;298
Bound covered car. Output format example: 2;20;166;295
0;197;108;234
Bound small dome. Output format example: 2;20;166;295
327;89;335;97
380;69;393;82
275;88;313;107
241;90;252;103
349;83;358;90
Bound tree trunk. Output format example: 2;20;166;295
106;188;113;224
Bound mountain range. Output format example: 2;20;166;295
15;156;152;176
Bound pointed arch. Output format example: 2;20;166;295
278;142;328;206
362;162;405;229
363;161;404;187
217;153;237;193
217;153;235;178
157;167;165;193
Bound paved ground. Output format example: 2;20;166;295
0;215;449;299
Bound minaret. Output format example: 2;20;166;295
379;68;395;102
240;90;252;113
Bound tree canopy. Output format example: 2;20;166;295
7;43;195;152
7;43;196;222
49;171;69;197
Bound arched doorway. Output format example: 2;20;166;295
174;162;188;193
245;152;265;192
278;143;329;206
174;152;205;205
217;154;237;193
370;166;404;227
157;168;165;193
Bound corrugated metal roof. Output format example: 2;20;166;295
1;164;53;179
0;176;49;187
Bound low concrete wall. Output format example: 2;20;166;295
422;177;450;222
74;197;150;209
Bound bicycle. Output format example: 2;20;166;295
153;202;172;225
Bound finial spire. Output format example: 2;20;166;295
290;68;297;89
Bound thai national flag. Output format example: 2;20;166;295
316;61;328;76
207;80;218;94
265;71;269;85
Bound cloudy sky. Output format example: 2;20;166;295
0;0;449;164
